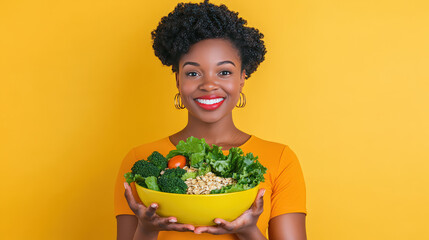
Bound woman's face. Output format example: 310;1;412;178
176;38;245;123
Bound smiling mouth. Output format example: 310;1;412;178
193;97;225;110
194;98;225;105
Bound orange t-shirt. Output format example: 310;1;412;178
114;135;307;239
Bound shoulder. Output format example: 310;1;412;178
249;135;291;156
247;136;298;170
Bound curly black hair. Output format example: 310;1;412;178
151;0;266;79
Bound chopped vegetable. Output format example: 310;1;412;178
181;171;197;181
124;136;267;194
162;167;186;179
145;176;160;191
197;163;211;176
124;159;160;184
168;155;187;169
134;174;146;188
147;151;168;171
166;136;209;168
131;160;160;178
158;175;188;194
124;172;135;184
211;183;252;194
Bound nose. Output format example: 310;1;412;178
198;74;219;91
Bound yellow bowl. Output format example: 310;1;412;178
135;183;260;226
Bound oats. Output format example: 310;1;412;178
184;171;237;195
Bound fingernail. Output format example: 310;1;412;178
150;203;157;208
214;220;221;225
169;219;177;223
262;189;266;196
124;182;127;189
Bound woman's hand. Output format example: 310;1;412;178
194;188;266;240
123;182;195;237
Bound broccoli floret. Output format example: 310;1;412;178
162;167;186;179
181;171;197;181
158;175;188;194
147;151;168;171
131;160;161;178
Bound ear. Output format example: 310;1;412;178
240;69;246;91
175;72;179;89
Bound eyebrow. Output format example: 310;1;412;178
182;62;200;68
182;60;236;68
217;61;235;67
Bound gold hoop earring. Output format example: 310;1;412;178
174;93;185;109
236;92;246;108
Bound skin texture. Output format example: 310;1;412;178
117;39;307;240
171;38;249;147
269;213;307;240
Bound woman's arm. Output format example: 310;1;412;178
116;215;138;240
116;215;160;240
268;213;307;240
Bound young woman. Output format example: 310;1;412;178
114;1;307;239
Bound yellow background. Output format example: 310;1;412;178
1;0;428;239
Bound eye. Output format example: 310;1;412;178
219;70;231;76
186;71;198;77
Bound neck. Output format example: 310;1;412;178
178;112;244;146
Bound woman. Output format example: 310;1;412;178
114;1;307;239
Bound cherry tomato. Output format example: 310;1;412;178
168;155;187;169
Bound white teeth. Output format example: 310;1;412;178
195;98;224;105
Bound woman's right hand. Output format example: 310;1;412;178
123;182;195;237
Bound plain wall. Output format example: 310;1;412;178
1;0;428;239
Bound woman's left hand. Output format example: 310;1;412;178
194;188;266;239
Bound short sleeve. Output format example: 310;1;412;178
270;146;307;219
114;148;142;216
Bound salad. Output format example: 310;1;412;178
124;136;267;194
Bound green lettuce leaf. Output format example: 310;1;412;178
181;171;197;181
197;163;211;176
145;176;160;191
210;183;252;194
134;174;147;188
124;172;135;184
166;136;210;168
